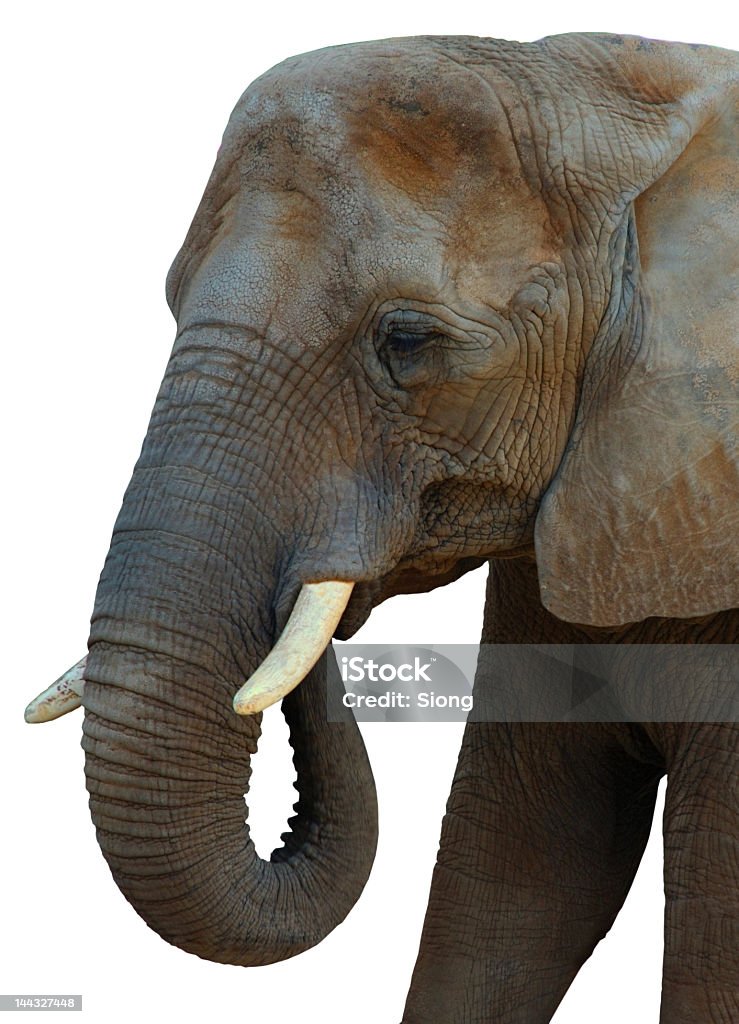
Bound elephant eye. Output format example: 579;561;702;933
376;314;449;388
384;328;441;356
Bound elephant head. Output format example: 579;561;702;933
26;33;738;966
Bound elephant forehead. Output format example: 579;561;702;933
227;39;534;200
171;39;560;325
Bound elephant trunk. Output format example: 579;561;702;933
82;453;378;965
83;648;376;965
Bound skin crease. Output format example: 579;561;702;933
69;32;737;1023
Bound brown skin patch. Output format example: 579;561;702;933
348;78;479;196
344;58;559;293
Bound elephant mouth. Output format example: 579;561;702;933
336;579;383;639
335;553;495;642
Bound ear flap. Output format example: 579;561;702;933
535;36;738;626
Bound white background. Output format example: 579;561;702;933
2;3;736;1022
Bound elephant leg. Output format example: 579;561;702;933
655;723;739;1024
402;721;664;1024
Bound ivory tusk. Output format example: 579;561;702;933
233;580;354;716
25;656;87;723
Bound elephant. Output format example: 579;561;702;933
25;31;738;1024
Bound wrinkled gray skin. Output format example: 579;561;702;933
81;34;738;1023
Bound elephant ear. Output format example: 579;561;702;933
534;36;738;627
